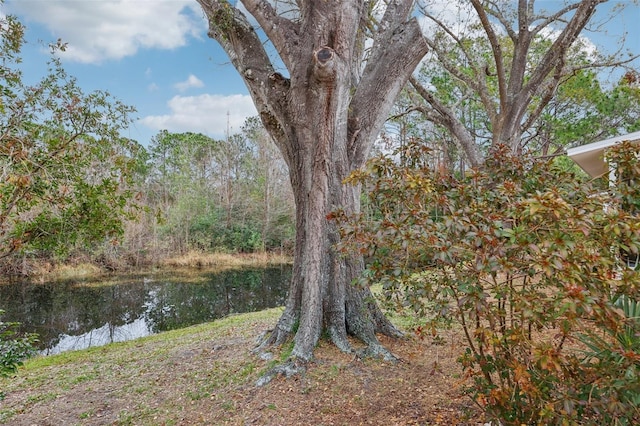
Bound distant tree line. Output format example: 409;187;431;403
132;119;295;262
2;0;639;283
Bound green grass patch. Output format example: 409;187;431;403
0;307;284;425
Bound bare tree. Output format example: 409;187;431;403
195;0;428;365
409;0;638;166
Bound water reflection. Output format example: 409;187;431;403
0;266;291;354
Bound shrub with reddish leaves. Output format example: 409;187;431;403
336;142;640;425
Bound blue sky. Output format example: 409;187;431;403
4;0;257;145
3;1;639;146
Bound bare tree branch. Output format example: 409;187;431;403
197;0;294;159
409;75;483;167
379;0;416;28
349;17;428;168
471;0;507;111
526;0;604;94
241;0;300;69
484;0;518;42
418;7;497;122
530;1;588;36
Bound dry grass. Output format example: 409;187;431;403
0;261;106;285
49;263;105;280
161;251;292;269
0;252;292;285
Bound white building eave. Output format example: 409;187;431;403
566;130;640;178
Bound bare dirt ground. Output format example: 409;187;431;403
1;309;485;425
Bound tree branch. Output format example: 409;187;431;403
529;1;586;37
197;0;294;159
526;0;605;94
409;76;483;167
241;0;300;70
471;0;507;114
379;0;415;28
418;8;497;122
498;0;605;148
505;2;531;100
348;17;428;168
522;50;640;135
484;1;517;42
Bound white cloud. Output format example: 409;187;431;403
139;94;258;138
147;83;159;92
537;27;599;61
418;0;481;39
6;0;206;63
174;74;204;92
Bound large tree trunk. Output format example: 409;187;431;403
265;146;402;361
259;45;403;361
196;0;427;363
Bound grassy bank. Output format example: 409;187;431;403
0;307;476;425
2;251;292;285
160;251;292;269
0;308;285;425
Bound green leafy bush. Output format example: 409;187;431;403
190;212;264;253
337;142;640;425
0;13;139;262
0;310;38;380
576;295;640;425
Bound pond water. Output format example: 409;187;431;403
0;266;291;355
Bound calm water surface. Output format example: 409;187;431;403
0;266;291;355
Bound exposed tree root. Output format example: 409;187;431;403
371;304;405;339
255;358;307;387
357;342;398;362
254;306;297;351
254;325;399;387
253;274;401;385
327;325;353;354
255;340;398;387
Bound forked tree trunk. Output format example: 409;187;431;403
410;0;610;166
196;0;427;363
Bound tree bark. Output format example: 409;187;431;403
196;0;427;363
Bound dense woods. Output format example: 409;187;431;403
1;117;296;275
0;9;295;276
139;119;295;260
